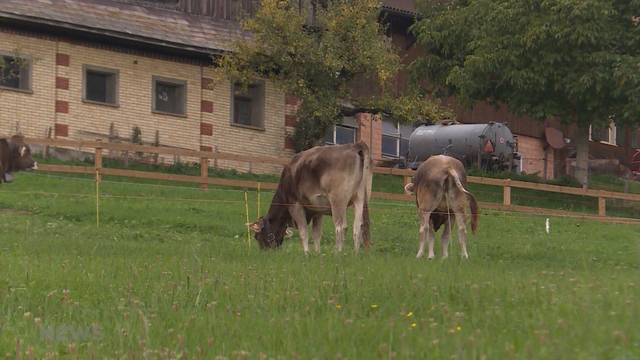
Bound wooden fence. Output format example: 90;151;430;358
17;137;640;225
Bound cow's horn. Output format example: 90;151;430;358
404;182;415;195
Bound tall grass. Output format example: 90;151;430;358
0;172;638;358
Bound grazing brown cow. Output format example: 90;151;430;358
0;136;38;183
404;155;478;259
249;143;372;253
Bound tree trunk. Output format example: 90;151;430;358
575;123;589;187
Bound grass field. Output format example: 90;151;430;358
0;172;639;358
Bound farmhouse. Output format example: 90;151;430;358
1;0;637;177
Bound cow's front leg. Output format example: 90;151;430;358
289;204;310;253
416;211;431;259
330;202;348;252
311;215;323;253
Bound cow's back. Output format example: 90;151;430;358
413;155;467;188
290;144;369;205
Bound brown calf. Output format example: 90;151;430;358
249;143;372;253
404;155;478;259
0;136;38;183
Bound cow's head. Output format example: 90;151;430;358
248;216;289;249
12;139;38;171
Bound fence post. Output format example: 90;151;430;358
95;139;103;183
44;127;52;159
403;175;411;187
213;145;219;169
200;157;208;191
503;179;511;206
598;192;606;217
95;139;103;228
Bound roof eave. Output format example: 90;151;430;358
0;11;227;59
380;6;419;19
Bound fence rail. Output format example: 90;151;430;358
17;137;640;224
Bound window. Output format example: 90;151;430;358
152;76;186;116
83;65;118;105
0;54;31;91
381;119;414;158
614;125;639;148
325;116;358;145
589;122;617;145
232;82;265;129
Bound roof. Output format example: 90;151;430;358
382;0;417;17
0;0;247;54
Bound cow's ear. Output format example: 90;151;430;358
404;182;415;195
247;218;264;233
19;146;27;157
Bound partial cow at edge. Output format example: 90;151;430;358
0;136;38;183
248;143;372;254
404;155;478;259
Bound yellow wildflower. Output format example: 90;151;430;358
406;311;414;318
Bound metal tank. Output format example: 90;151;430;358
407;122;517;170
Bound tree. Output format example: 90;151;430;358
411;0;640;185
217;0;451;151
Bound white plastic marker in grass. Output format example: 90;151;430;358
545;218;550;234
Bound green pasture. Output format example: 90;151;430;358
0;172;638;358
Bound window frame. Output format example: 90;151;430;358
230;81;266;131
325;124;357;145
589;122;617;146
0;52;32;94
151;75;187;117
381;119;413;158
82;64;119;107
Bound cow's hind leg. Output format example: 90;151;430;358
311;215;323;253
440;215;451;259
330;202;348;252
352;195;365;254
290;204;310;253
453;207;469;259
416;210;432;259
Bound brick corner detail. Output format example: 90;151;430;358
55;77;69;90
285;115;298;127
284;136;296;150
200;122;213;136
54;123;69;137
285;95;299;106
55;100;69;113
201;78;213;90
56;53;70;66
201;100;214;113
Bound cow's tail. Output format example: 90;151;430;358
447;168;478;234
357;143;372;248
